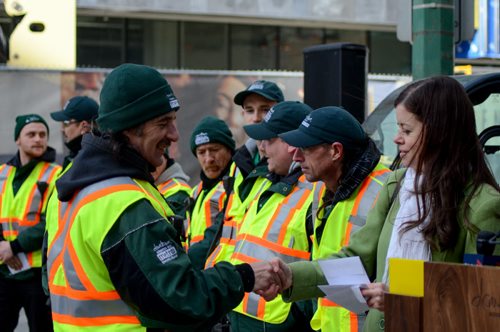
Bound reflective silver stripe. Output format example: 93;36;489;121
221;224;235;239
208;184;225;219
51;293;137;318
265;180;312;243
0;165;11;188
0;165;10;232
47;200;71;264
233;241;304;264
0;166;11;234
191;183;202;200
63;249;86;291
160;178;189;194
350;172;389;225
245;292;261;318
311;183;324;228
233;167;240;178
39;164;59;183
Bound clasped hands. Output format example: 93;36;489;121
248;258;387;312
248;258;292;301
0;240;22;270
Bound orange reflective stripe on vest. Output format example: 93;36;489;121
157;178;190;196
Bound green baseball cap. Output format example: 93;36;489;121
279;106;367;149
243;101;313;140
233;80;284;106
50;96;99;122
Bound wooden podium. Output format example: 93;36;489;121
385;262;500;332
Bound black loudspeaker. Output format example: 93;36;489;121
303;43;368;123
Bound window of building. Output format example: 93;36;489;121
77;16;126;68
181;22;227;69
324;28;367;45
230;24;278;70
142;20;178;69
77;17;144;67
279;27;324;71
73;16;411;74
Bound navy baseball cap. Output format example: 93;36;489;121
279;106;367;148
234;80;284;106
244;101;313;140
51;96;99;122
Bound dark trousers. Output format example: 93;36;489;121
0;275;53;332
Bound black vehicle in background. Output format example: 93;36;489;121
363;72;500;183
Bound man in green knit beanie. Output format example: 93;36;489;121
186;116;235;254
0;113;60;331
44;63;283;331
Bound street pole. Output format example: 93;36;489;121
412;0;455;79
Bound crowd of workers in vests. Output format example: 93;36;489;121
0;63;498;332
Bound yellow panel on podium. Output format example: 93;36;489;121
5;0;76;69
388;258;424;297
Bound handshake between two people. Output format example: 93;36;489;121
246;258;388;312
248;258;292;301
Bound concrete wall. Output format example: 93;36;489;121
77;0;398;30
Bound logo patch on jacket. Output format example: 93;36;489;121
153;241;178;264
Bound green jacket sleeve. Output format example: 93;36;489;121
102;199;246;331
463;184;500;255
12;215;47;253
187;210;224;270
165;190;190;218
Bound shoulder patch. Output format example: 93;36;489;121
153;240;178;264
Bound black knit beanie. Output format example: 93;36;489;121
15;114;49;140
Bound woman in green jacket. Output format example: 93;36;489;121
277;76;500;331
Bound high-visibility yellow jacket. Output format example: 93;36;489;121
310;164;390;332
46;177;173;331
204;163;270;268
0;162;60;270
230;174;313;324
157;177;191;199
187;180;227;248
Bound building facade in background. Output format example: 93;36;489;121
0;0;412;74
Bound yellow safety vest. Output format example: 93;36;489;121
205;163;271;268
230;175;313;323
46;176;173;331
157;178;191;199
311;164;390;332
0;162;60;268
187;180;227;248
158;178;191;247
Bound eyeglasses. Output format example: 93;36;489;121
62;120;80;127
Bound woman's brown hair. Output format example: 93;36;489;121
394;76;499;250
